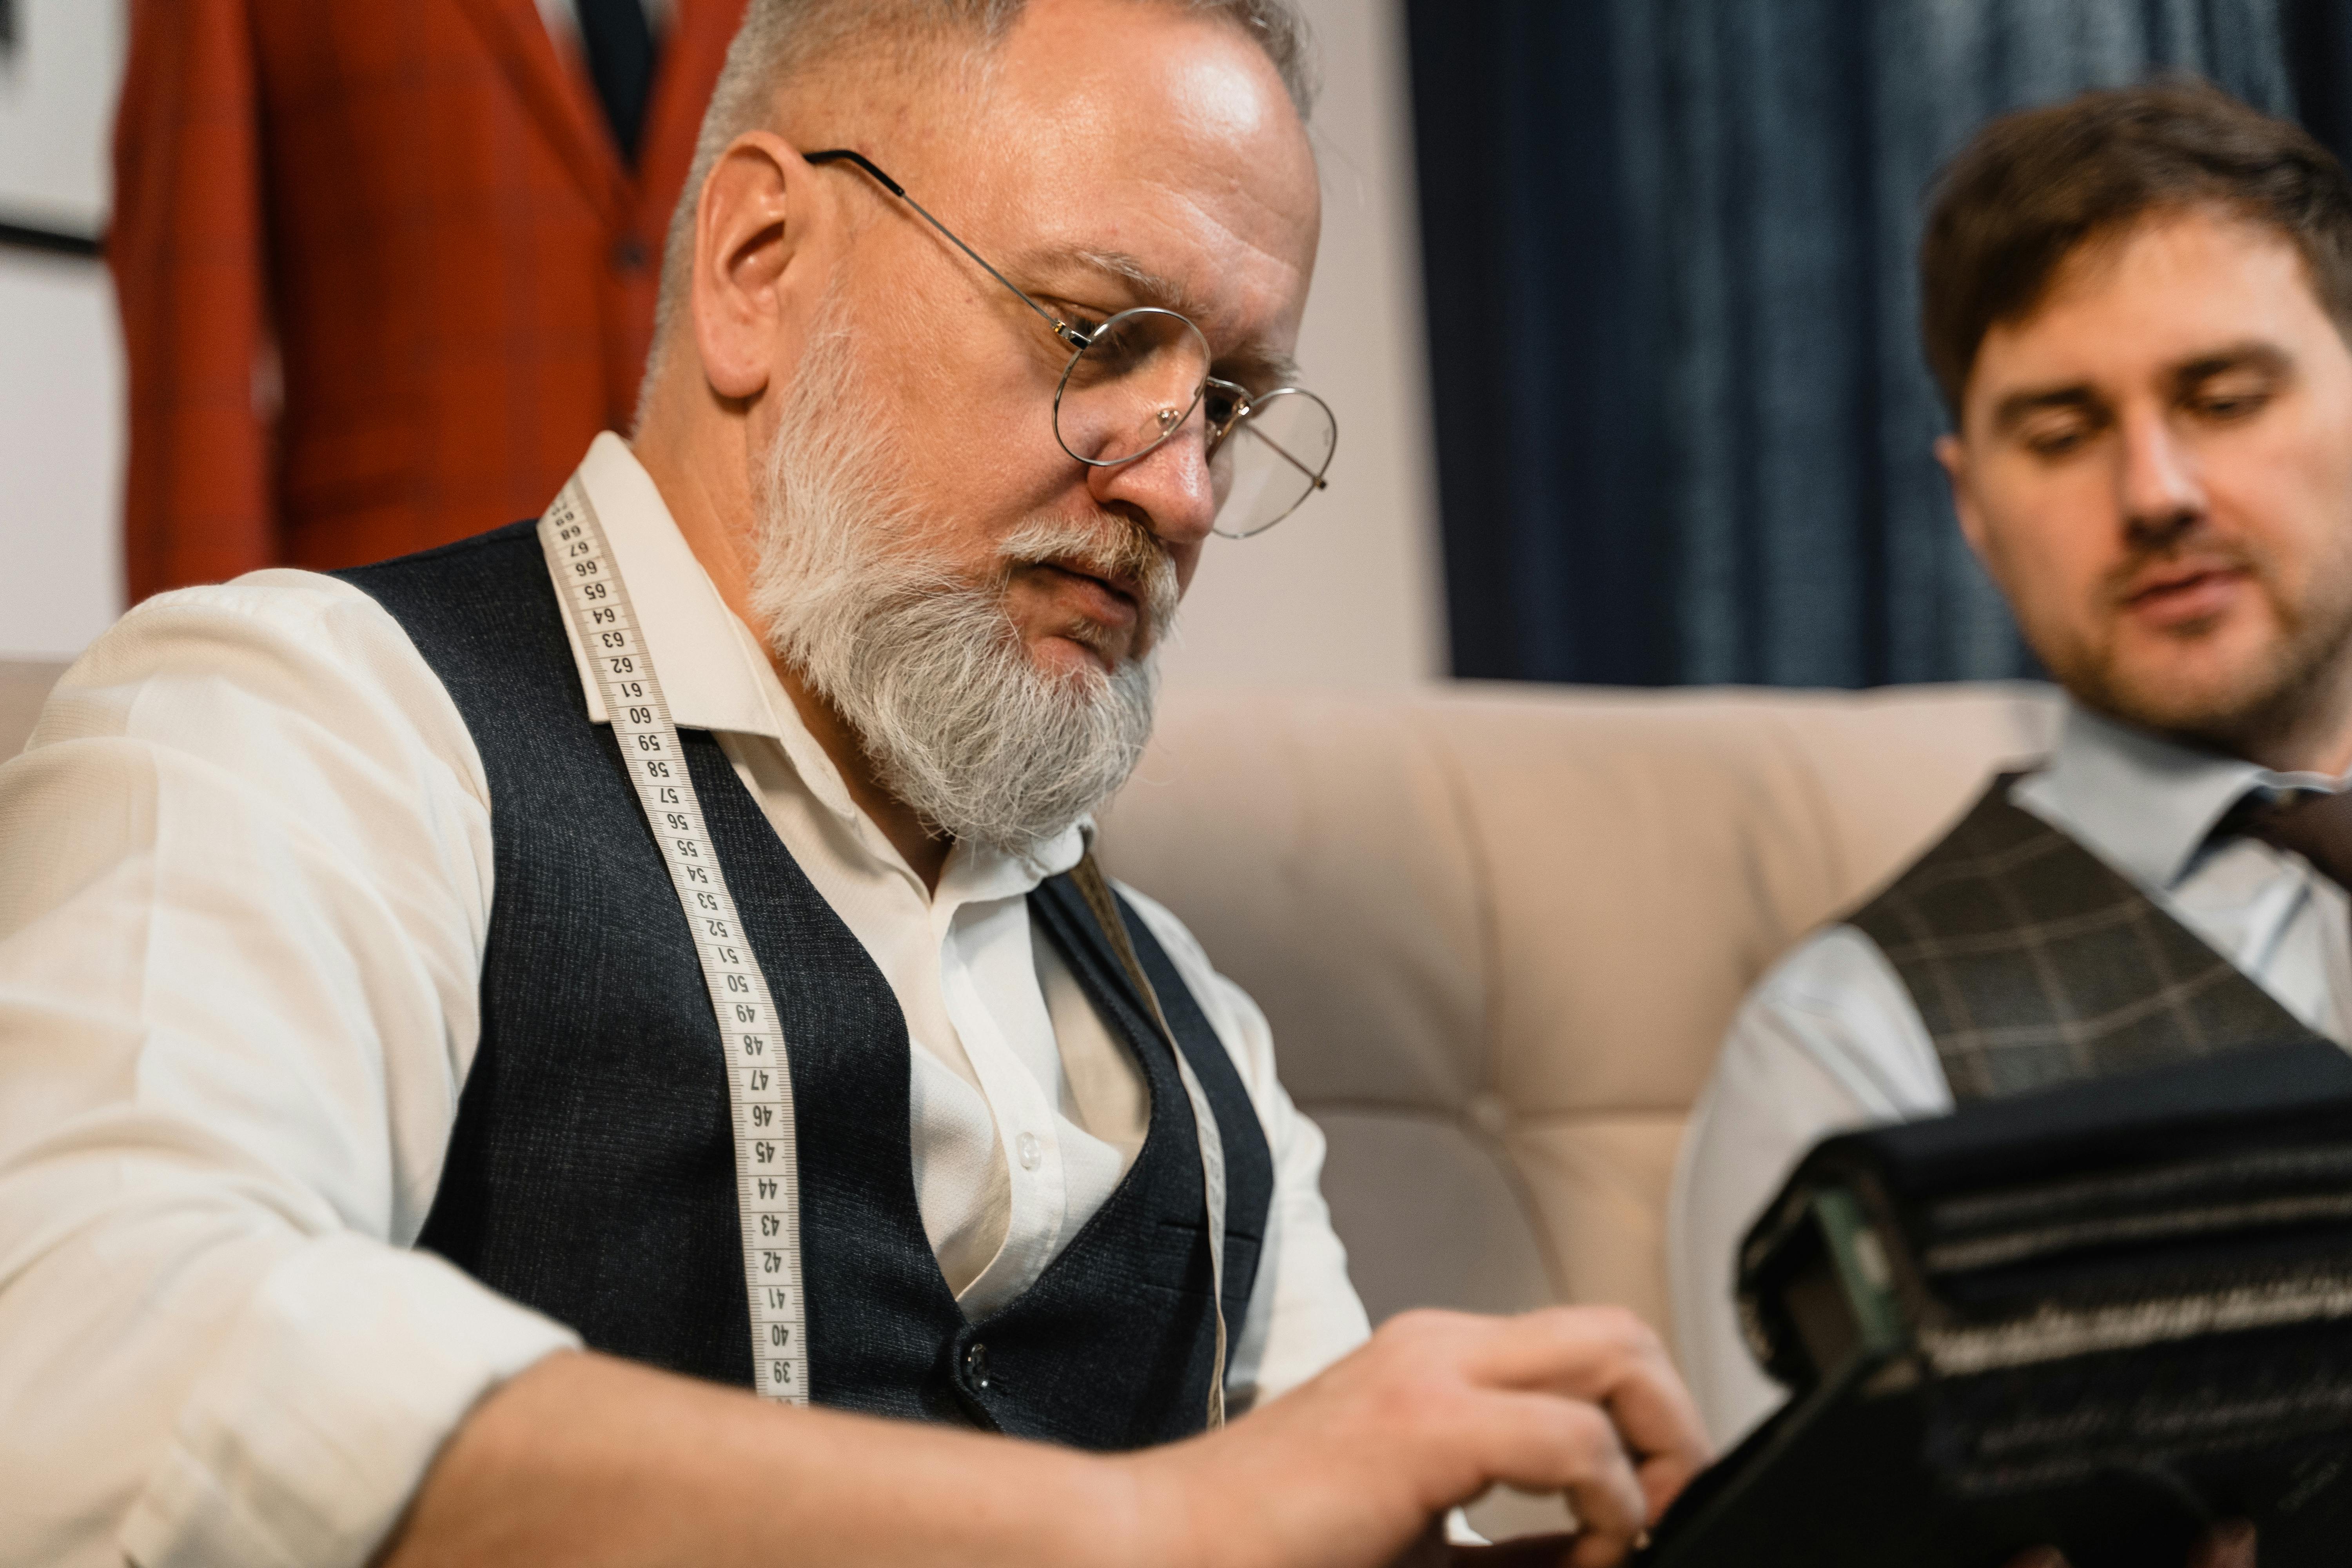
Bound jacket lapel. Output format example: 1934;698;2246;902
452;0;629;221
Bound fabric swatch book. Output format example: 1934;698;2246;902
1640;1039;2352;1568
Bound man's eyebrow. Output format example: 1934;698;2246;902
2170;340;2292;392
1991;384;2101;434
1990;342;2298;433
1033;247;1304;387
1070;249;1216;320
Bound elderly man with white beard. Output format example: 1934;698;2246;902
0;2;1708;1566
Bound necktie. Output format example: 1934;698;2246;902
575;0;660;169
2229;786;2352;895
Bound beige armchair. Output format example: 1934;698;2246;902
1096;682;2060;1334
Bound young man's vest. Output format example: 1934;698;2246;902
336;522;1273;1450
1847;775;2327;1103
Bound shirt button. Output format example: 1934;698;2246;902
965;1343;990;1388
1016;1131;1042;1171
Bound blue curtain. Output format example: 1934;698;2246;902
1410;0;2296;686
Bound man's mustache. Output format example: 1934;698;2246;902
996;514;1181;647
2101;532;2263;608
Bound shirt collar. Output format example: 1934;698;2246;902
564;431;777;739
2020;699;2352;889
555;434;1087;893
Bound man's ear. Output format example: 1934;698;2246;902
691;132;832;402
1936;431;1992;564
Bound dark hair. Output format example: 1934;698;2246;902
1918;79;2352;419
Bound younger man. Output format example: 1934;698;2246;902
1673;80;2352;1448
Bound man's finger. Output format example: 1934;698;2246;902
1465;1391;1648;1564
1453;1309;1710;1527
1465;1307;1659;1396
1609;1377;1710;1519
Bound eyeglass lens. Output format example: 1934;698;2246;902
1209;387;1337;539
1053;307;1336;538
1053;310;1210;466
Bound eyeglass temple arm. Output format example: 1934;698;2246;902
802;149;1081;343
1237;421;1330;489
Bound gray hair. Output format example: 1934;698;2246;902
639;0;1315;408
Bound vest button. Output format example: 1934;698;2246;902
965;1342;991;1388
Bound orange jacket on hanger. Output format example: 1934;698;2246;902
111;0;747;603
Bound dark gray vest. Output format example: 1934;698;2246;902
1847;775;2327;1103
335;521;1272;1449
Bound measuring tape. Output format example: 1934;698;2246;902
539;482;809;1404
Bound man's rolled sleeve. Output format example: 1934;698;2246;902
0;574;566;1566
123;1236;575;1568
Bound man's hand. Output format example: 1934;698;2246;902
1127;1305;1712;1568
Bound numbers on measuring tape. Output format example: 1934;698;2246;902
537;485;809;1406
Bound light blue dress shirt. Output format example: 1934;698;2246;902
1668;701;2352;1445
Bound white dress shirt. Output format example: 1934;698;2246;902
0;434;1368;1568
1668;701;2352;1447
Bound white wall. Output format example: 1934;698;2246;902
0;251;120;661
0;0;1443;679
0;0;123;662
1158;0;1446;690
0;0;116;231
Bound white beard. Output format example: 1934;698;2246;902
746;316;1178;856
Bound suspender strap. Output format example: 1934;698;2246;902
1067;851;1229;1429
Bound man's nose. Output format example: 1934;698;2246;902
2116;406;2208;546
1086;416;1219;549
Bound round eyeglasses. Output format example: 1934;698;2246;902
1053;305;1337;538
805;149;1337;540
